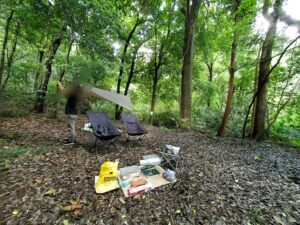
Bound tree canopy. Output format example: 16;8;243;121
0;0;299;145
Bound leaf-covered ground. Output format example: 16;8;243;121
0;114;299;225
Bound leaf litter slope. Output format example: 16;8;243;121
0;115;299;225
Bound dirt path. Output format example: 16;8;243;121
0;114;299;225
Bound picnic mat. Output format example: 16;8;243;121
117;166;176;197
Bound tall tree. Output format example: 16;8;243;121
205;61;213;107
1;22;21;91
0;10;14;85
179;0;201;128
35;25;66;113
217;0;241;137
149;6;173;124
52;39;74;118
33;49;45;91
115;17;142;119
250;43;262;136
251;0;283;140
242;35;300;139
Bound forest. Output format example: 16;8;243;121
0;0;299;144
0;0;300;224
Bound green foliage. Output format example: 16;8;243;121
0;0;299;147
32;146;49;155
192;106;223;131
0;90;35;118
251;210;265;224
254;155;262;161
0;146;28;159
0;146;28;170
90;100;116;118
0;144;49;170
151;110;180;129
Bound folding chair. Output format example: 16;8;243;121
120;113;148;143
86;111;121;154
159;145;180;171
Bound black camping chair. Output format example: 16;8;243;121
120;113;148;143
86;111;121;154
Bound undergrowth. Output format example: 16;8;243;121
0;143;49;170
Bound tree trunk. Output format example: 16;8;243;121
250;44;262;136
206;62;213;107
149;13;172;125
149;42;166;124
58;40;74;82
252;0;283;140
0;10;14;85
35;27;65;113
1;22;20;91
53;40;74;118
117;46;139;115
180;0;201;128
115;17;141;119
242;35;300;139
217;0;241;137
33;50;45;91
149;76;159;124
124;48;138;96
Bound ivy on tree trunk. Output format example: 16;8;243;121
35;26;65;113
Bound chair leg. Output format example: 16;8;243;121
90;138;97;151
90;138;101;156
143;134;153;148
111;141;118;151
111;136;120;151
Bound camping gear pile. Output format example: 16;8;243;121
76;87;179;196
94;145;180;197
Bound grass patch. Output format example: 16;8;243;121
0;146;28;159
32;146;49;155
0;145;49;170
251;210;264;224
0;146;29;170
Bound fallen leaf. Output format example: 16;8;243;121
119;197;125;204
192;208;196;214
175;209;181;214
133;194;142;200
73;209;82;217
45;188;58;196
288;216;296;223
63;203;83;211
35;178;43;184
273;216;286;225
63;219;69;225
97;199;109;205
215;220;226;225
12;210;19;215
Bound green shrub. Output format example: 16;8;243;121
192;106;222;132
151;110;180;128
90;100;115;118
0;91;34;118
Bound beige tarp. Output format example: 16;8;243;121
83;86;132;110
